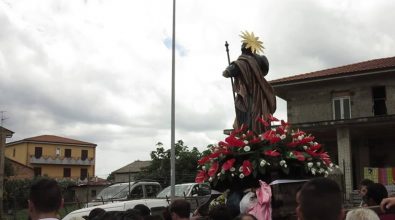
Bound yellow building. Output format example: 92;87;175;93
5;135;96;180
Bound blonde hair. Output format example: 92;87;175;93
346;208;379;220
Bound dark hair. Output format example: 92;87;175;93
360;179;374;187
233;214;258;220
124;208;143;220
100;211;124;220
365;183;388;205
169;199;190;218
134;204;151;216
144;215;164;220
208;204;232;220
299;177;342;220
29;178;62;213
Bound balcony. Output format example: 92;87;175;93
29;155;95;166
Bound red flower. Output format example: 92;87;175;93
198;155;210;165
218;141;229;147
242;160;253;176
309;143;321;151
276;126;285;135
287;141;299;148
292;130;306;138
264;150;280;157
267;114;279;122
195;170;208;183
225;136;246;147
257;116;270;127
281;120;289;127
262;130;281;144
292;151;305;161
208;162;219;177
249;137;261;144
222;158;236;171
300;136;315;144
320;152;331;165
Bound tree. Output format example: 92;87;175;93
137;140;203;186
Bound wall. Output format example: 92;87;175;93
285;75;395;124
5;143;28;165
114;173;138;183
39;164;94;179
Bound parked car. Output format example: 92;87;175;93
63;183;211;220
86;181;162;207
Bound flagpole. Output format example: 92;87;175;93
170;0;176;201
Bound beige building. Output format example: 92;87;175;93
112;160;151;183
271;56;395;199
5;135;97;180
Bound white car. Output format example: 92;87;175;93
62;183;211;220
86;181;161;207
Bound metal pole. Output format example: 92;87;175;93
224;42;237;109
170;0;176;201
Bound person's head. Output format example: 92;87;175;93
233;214;258;220
169;199;190;219
364;183;388;206
28;178;63;220
100;211;124;220
345;208;379;220
208;204;232;220
296;177;343;220
359;179;374;196
134;204;151;217
124;208;144;220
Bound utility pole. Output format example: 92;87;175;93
0;111;8;219
170;0;176;201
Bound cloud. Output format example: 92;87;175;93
1;0;394;177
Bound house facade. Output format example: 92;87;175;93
5;135;96;180
112;160;151;183
271;57;395;199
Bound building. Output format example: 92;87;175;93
5;135;97;180
5;157;34;180
112;160;151;183
68;177;111;203
271;56;395;199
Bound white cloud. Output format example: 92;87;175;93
1;0;394;177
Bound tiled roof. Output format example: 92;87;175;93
7;135;96;147
113;160;151;173
270;56;395;85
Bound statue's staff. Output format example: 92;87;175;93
225;41;237;114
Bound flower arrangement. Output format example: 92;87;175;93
195;115;337;188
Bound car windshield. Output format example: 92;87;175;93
96;184;131;200
156;184;193;198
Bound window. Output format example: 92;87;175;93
65;149;71;158
13;148;15;157
91;190;97;197
145;185;161;198
80;168;88;180
35;147;42;158
332;97;351;120
56;148;60;156
81;150;88;161
129;185;144;199
64;168;71;177
34;167;41;176
372;86;387;115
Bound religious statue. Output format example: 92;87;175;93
223;31;276;133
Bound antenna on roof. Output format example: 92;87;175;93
0;111;7;127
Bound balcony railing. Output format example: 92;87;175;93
29;155;95;166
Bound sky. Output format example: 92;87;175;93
1;0;394;178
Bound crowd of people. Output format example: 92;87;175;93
28;177;395;220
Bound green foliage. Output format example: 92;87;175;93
107;172;115;181
137;140;204;186
4;159;14;177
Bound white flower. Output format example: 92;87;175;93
303;145;308;150
280;160;286;166
202;166;206;170
217;173;221;177
221;169;225;174
276;134;281;137
316;162;321;167
260;160;267;167
176;156;180;159
324;171;329;177
298;135;304;140
319;168;325;173
231;173;235;177
230;167;236;172
280;134;286;140
311;168;316;175
335;165;340;169
244;146;251;152
239;174;245;179
289;152;294;156
272;128;276;131
329;163;334;168
209;177;213;182
243;140;249;144
284;164;288;168
242;134;246;138
239;166;243;172
328;168;333;172
307;162;313;168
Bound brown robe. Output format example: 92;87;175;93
231;54;276;133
